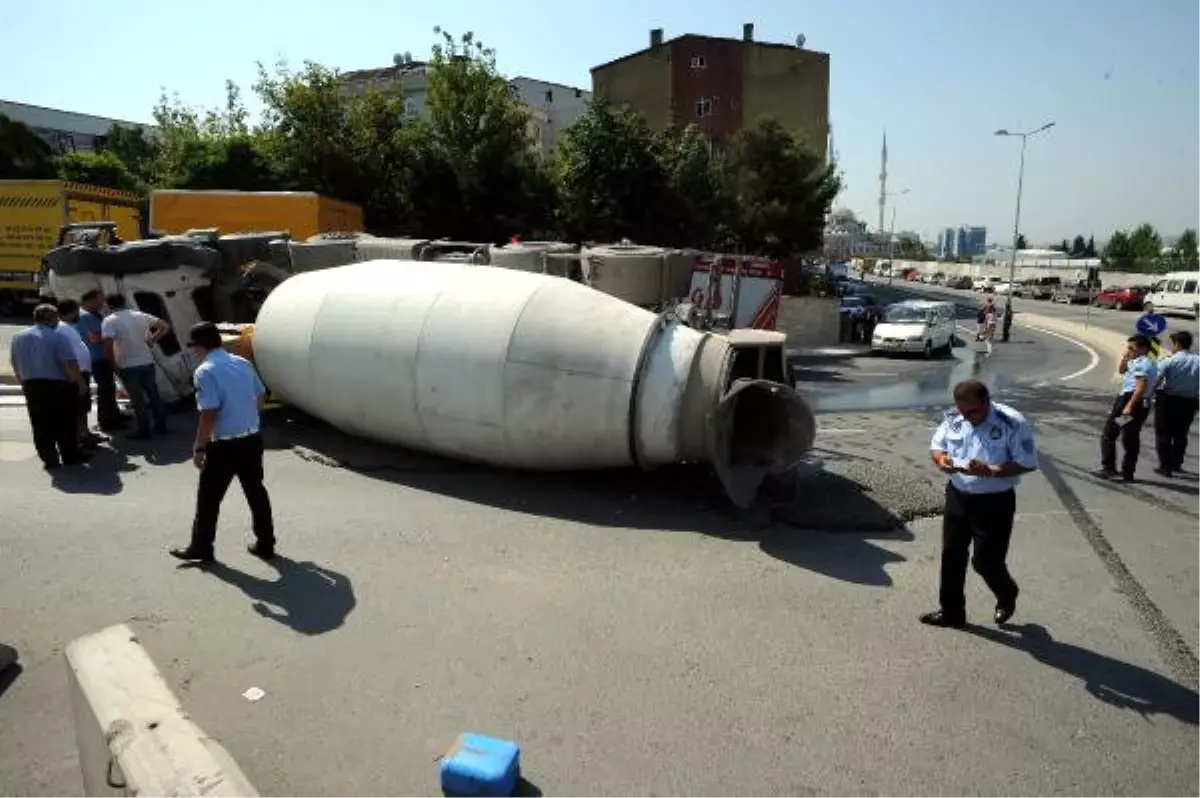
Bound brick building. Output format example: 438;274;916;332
590;24;829;159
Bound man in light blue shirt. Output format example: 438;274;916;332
170;322;275;564
1098;334;1159;482
9;304;87;469
922;379;1038;629
1153;330;1199;477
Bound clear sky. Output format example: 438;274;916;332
2;0;1196;245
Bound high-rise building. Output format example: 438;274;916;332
938;225;987;259
590;24;829;159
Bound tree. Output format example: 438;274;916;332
1127;223;1162;260
0;113;55;179
1104;229;1131;265
1172;229;1197;265
1015;233;1028;250
722;117;840;258
897;233;931;261
57;150;140;192
102;123;157;186
1054;238;1069;253
1071;234;1086;257
554;98;674;243
424;28;553;241
661;124;734;249
1085;235;1096;257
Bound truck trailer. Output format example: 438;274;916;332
149;190;363;241
0;180;142;316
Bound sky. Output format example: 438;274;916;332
1;0;1196;245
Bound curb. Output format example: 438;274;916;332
1017;312;1124;384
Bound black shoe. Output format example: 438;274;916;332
169;547;214;563
1093;468;1119;480
43;461;62;471
247;543;276;561
126;431;152;440
1121;472;1135;483
995;590;1018;625
62;453;93;466
99;419;129;431
1153;466;1173;478
919;609;966;628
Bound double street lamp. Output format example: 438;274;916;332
995;121;1055;341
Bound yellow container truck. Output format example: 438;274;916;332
0;180;142;316
148;189;364;241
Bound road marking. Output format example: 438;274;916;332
1022;323;1101;381
818;428;867;435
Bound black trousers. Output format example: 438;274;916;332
939;484;1018;617
1101;392;1150;476
90;359;124;428
190;433;275;553
21;379;82;467
1155;393;1200;472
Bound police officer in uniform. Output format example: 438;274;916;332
922;379;1039;628
1153;330;1200;477
1097;334;1158;482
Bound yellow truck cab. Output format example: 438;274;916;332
0;180;142;316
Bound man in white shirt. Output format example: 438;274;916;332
100;293;172;439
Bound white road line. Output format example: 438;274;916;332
1022;323;1101;381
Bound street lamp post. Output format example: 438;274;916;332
884;188;910;284
995;122;1055;341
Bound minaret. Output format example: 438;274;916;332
878;130;888;233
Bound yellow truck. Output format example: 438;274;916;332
149;190;364;240
0;180;142;316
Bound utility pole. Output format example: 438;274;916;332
878;130;888;236
995;121;1055;342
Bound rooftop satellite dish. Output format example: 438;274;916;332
795;34;806;48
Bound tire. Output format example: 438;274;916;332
1114;301;1124;311
923;340;933;359
0;290;18;318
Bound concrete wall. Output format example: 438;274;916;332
742;46;829;160
779;295;840;345
592;49;673;131
885;259;1160;289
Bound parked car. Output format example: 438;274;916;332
994;281;1024;297
1051;281;1100;304
1094;285;1150;311
840;293;885;321
1143;272;1199;317
1026;276;1062;300
973;276;1003;293
948;275;974;290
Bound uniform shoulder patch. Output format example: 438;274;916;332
989;426;1003;440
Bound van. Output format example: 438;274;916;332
1144;271;1200;318
871;299;957;357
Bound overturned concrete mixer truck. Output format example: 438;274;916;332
43;231;815;506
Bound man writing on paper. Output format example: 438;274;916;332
921;379;1039;629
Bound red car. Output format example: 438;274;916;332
1094;285;1150;311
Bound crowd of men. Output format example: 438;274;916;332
8;291;173;468
9;295;277;562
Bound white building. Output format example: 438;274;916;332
505;77;591;155
0;99;151;154
824;207;890;260
339;60;587;156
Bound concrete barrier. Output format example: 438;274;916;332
780;295;841;346
65;624;258;797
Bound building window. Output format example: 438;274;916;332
695;97;714;117
690;55;707;69
545;89;553;103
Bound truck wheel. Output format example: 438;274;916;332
0;291;19;318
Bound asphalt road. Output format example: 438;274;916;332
0;304;1196;796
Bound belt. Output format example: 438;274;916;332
211;428;259;442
